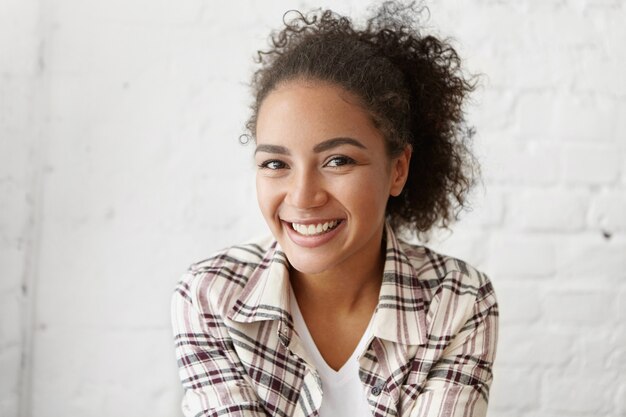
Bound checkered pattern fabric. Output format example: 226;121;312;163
172;223;498;417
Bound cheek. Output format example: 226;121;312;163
332;168;393;217
347;168;392;202
255;176;278;217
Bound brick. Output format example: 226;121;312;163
576;327;621;371
494;283;542;324
481;141;561;186
542;287;613;325
588;188;626;232
488;233;556;278
496;324;575;367
606;324;625;371
542;370;614;414
459;186;506;229
508;188;589;232
472;88;517;132
490;366;541;412
551;92;618;143
525;8;598;48
479;33;566;90
574;39;626;97
555;235;626;281
516;90;556;140
562;145;621;185
425;229;490;271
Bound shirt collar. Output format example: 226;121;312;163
371;222;428;346
227;241;292;325
227;222;428;346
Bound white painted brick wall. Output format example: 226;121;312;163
1;1;624;416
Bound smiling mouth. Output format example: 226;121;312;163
290;220;343;236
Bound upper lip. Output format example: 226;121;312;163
281;218;343;225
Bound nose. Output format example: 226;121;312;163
285;168;328;209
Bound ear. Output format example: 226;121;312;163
389;145;412;197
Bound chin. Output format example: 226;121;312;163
282;249;338;276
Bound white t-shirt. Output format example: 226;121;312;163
290;288;374;417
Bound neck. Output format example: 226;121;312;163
290;227;386;315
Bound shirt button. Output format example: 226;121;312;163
371;385;382;396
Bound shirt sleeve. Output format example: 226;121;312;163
410;276;499;417
171;274;269;417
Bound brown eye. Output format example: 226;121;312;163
258;160;288;170
325;156;356;168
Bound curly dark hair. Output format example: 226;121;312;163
244;1;479;237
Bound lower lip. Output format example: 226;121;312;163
283;221;344;248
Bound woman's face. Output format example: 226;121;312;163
254;80;410;276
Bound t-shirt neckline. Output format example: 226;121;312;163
289;286;375;385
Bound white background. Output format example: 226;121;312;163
1;0;625;416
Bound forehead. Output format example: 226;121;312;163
255;80;384;147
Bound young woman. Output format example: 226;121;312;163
172;2;498;417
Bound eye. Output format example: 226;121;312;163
258;159;288;170
324;155;356;168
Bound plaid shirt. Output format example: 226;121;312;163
172;224;498;417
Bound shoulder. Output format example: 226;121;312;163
187;235;274;278
398;239;498;344
173;235;276;314
398;239;495;302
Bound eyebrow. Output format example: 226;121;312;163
313;137;367;153
254;144;290;155
255;137;367;155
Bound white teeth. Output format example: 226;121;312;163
291;220;340;236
